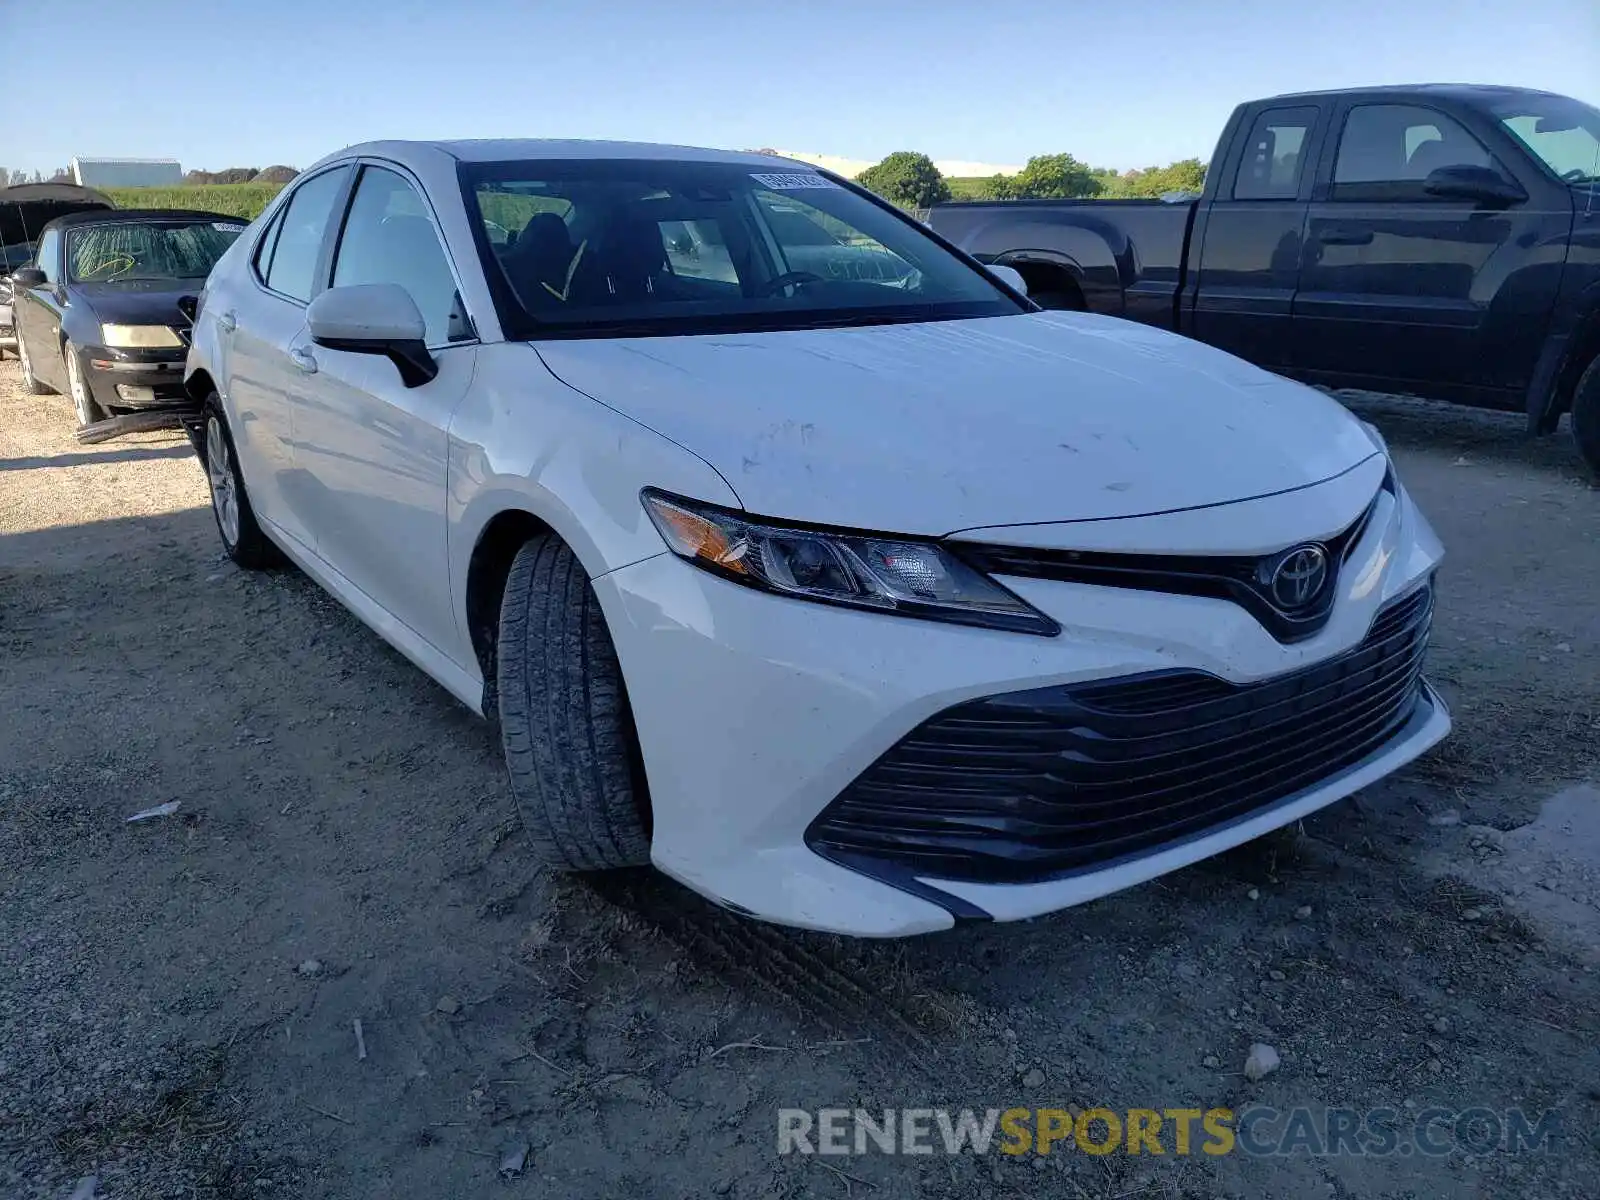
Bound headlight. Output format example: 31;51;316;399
642;490;1059;636
100;324;183;348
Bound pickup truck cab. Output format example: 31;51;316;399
928;85;1600;470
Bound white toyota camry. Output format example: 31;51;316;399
184;139;1450;936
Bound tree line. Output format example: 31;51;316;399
854;151;1207;209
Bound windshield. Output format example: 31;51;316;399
461;159;1022;338
66;219;243;284
1491;94;1600;183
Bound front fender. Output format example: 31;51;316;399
1527;289;1600;433
447;341;742;628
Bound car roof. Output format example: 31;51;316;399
323;138;807;170
40;208;242;233
1256;82;1577;106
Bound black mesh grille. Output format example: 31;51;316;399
807;583;1434;884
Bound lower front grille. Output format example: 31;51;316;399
807;584;1434;884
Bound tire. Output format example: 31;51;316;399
496;534;651;871
16;327;50;395
202;401;278;569
64;341;105;427
1571;355;1600;479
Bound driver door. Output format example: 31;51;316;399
291;162;477;669
1294;102;1534;399
17;228;66;390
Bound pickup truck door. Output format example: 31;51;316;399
1188;104;1324;368
1294;101;1540;402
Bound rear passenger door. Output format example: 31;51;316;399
1189;104;1323;368
292;162;477;667
225;164;352;550
1293;102;1526;398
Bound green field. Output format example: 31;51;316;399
943;176;993;200
105;182;285;220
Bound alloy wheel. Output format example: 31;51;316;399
66;349;93;425
206;415;240;546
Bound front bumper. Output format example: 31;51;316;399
76;343;190;411
594;479;1449;937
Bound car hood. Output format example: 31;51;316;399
532;311;1380;536
73;280;201;327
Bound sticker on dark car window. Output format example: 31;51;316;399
213;222;247;233
749;173;836;190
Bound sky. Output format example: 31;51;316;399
3;0;1596;178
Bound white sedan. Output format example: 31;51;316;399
185;140;1450;937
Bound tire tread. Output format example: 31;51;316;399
497;535;650;870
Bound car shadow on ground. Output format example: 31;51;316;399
0;443;194;472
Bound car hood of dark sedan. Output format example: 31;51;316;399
530;311;1382;536
72;280;201;328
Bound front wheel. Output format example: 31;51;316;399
497;535;651;871
1571;355;1600;479
64;341;104;427
203;404;278;568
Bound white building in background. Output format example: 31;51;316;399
70;157;183;188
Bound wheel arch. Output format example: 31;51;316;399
993;252;1089;310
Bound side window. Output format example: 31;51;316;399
1333;105;1494;199
36;230;61;283
264;166;350;302
332;166;469;345
253;206;287;283
1232;107;1317;200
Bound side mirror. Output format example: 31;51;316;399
986;263;1028;296
307;283;437;387
11;267;46;288
1423;165;1527;207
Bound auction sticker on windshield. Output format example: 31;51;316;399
749;173;837;190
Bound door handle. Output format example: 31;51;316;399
289;347;318;374
1317;226;1374;246
218;310;237;333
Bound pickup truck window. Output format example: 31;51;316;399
1232;107;1316;200
1333;104;1493;199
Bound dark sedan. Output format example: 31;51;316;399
11;209;246;426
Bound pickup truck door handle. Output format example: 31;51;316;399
217;310;237;333
289;347;318;375
1316;226;1375;246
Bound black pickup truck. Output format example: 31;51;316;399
927;85;1600;469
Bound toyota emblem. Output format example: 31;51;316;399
1270;545;1328;609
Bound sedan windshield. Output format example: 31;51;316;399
66;219;243;284
1491;94;1600;183
461;159;1023;338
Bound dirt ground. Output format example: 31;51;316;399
1;358;1596;1200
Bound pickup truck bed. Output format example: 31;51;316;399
927;84;1600;469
